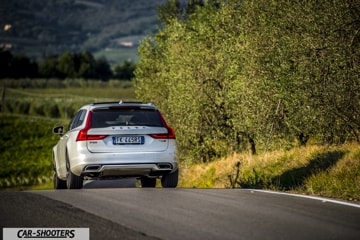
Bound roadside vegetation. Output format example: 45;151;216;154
135;0;360;201
179;143;360;202
135;0;360;164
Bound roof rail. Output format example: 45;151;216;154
119;100;144;104
91;101;118;105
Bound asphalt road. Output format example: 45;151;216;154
1;182;360;240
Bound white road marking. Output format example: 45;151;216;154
247;189;360;209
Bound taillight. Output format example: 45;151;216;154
166;126;176;139
76;128;88;141
151;111;176;139
76;111;108;141
82;134;108;141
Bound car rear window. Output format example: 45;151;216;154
91;107;164;128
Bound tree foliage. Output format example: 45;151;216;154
113;60;136;80
134;0;360;164
1;49;133;80
0;50;38;79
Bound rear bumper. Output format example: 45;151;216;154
68;149;177;178
81;162;178;179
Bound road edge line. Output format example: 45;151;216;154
246;189;360;209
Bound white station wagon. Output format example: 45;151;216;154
52;101;178;189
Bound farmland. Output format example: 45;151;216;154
1;79;135;120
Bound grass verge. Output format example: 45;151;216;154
179;143;360;202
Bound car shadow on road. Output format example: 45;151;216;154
83;179;138;188
270;150;345;190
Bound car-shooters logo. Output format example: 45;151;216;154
17;229;75;238
3;228;89;240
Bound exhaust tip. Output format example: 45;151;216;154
84;165;101;172
157;163;173;170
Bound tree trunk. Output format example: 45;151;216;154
248;135;256;155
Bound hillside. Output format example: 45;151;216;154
0;0;167;65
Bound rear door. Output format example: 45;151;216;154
86;107;170;153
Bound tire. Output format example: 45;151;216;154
66;171;84;189
140;176;156;188
53;171;67;189
65;156;83;189
161;169;178;188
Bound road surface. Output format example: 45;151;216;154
1;182;359;240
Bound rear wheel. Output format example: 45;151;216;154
66;156;83;189
161;169;178;188
53;171;67;189
66;171;84;189
140;176;156;188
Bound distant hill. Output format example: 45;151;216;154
0;0;167;66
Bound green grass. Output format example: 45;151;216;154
304;147;360;201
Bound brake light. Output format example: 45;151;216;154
76;111;108;141
81;134;108;141
151;111;176;139
150;133;171;139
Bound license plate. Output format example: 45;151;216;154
112;136;145;145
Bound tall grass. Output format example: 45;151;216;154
304;146;360;201
179;143;360;202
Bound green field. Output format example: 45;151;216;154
0;115;58;188
1;79;136;120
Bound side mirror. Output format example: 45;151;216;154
52;126;64;135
